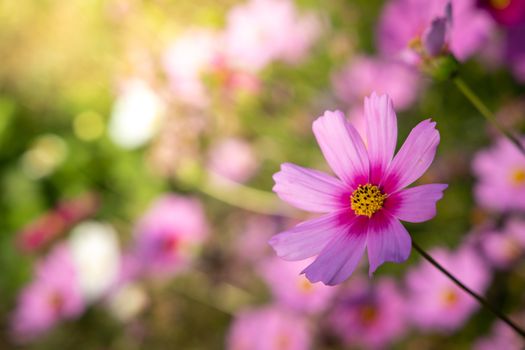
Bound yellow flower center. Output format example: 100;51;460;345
297;276;314;293
511;169;525;185
441;288;459;307
350;184;387;218
490;0;511;10
359;305;378;325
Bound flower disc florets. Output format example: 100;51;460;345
350;184;387;218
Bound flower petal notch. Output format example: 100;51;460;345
270;92;447;285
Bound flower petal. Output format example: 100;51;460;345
364;92;398;184
302;216;368;286
386;184;448;223
383;119;440;193
367;211;411;276
313;111;369;189
269;210;350;261
272;163;349;213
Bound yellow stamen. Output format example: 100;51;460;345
297;276;314;293
350;184;387;218
441;288;458;307
359;305;378;325
490;0;511;10
511;169;525;185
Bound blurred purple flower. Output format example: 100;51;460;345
479;219;525;269
329;277;407;349
223;0;320;72
207;137;258;183
226;306;311;350
258;257;337;314
406;246;491;332
472;137;525;212
332;56;420;111
478;0;525;27
378;0;494;62
11;245;84;342
270;93;446;285
475;318;525;350
133;195;208;276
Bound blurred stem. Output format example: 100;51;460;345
198;173;300;218
452;77;525;155
412;240;525;339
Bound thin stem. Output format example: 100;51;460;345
198;172;301;218
452;77;525;156
412;240;525;339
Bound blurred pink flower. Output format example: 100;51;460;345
11;245;84;342
329;277;407;349
163;29;219;107
163;29;261;106
475;318;525;350
406;246;491;332
226;306;311;350
378;0;494;62
133;195;208;276
258;257;337;314
478;0;525;27
332;55;420;111
17;193;99;253
270;93;446;285
207;138;258;183
480;219;525;268
234;215;278;263
223;0;320;72
472;137;525;212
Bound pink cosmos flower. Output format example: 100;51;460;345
475;317;525;350
11;245;84;342
132;195;208;276
472;137;525;212
479;219;525;268
378;0;494;62
223;0;320;72
329;277;408;349
226;306;311;350
406;246;491;332
333;55;420;111
258;257;337;314
270;92;446;285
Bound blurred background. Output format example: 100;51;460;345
1;0;525;349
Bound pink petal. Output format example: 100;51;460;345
269;210;350;261
273;163;349;213
364;93;398;184
386;184;448;223
367;211;411;275
383;119;440;193
313;111;369;189
302;216;368;285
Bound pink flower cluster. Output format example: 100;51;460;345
163;0;320;107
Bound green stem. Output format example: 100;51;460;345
413;240;525;339
452;77;525;155
181;170;299;218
